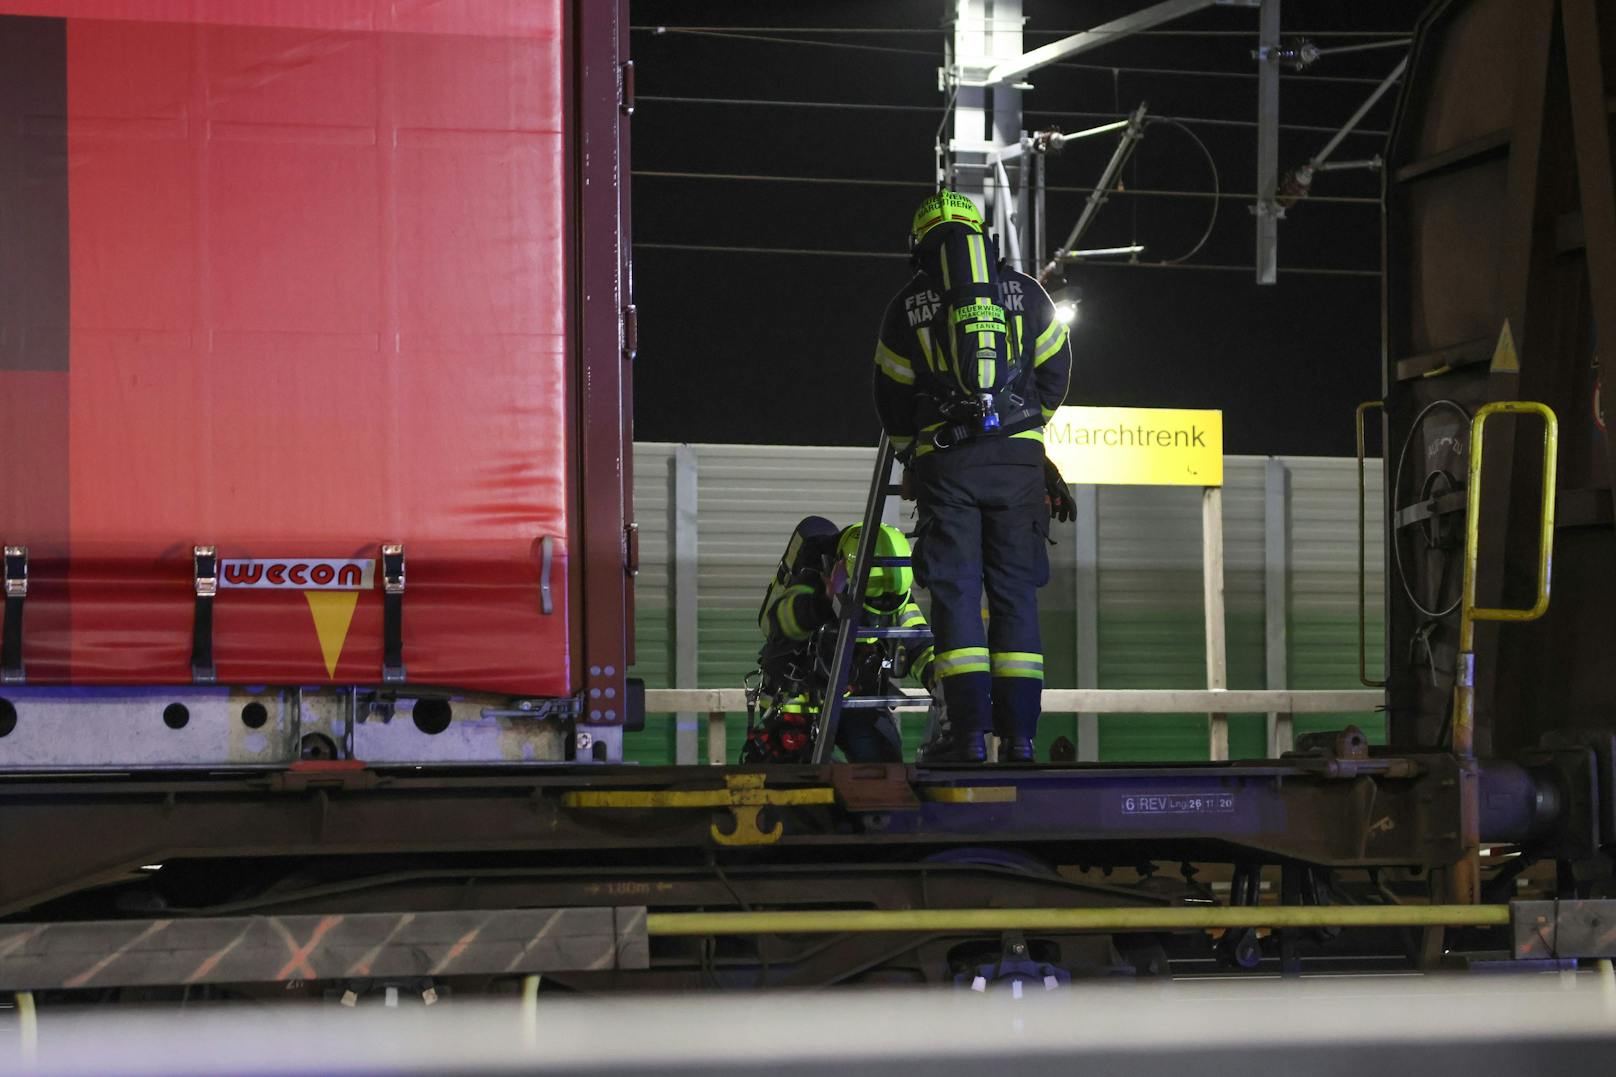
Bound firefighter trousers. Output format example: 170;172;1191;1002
912;437;1049;742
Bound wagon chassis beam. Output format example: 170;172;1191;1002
0;752;1553;920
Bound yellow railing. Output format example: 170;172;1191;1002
646;904;1512;936
1453;400;1559;759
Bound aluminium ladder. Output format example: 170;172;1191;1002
808;434;933;764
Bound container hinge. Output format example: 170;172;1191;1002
620;60;635;116
539;535;555;616
2;546;27;684
623;304;638;362
191;545;218;684
381;543;406;684
625;523;640;577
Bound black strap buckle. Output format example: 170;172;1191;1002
381;543;405;684
2;546;28;684
191;545;218;684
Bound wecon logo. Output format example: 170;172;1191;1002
218;559;374;591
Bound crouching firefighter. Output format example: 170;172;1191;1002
741;518;936;764
872;189;1075;763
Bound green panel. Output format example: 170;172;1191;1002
1037;609;1078;759
697;608;763;694
1291;612;1387;743
1098;603;1201;762
627;586;1385;764
625;603;676;765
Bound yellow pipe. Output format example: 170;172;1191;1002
520;974;540;1049
646;904;1511;937
15;991;35;1063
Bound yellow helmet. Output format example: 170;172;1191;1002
835;524;914;615
911;189;984;247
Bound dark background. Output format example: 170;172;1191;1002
628;2;1422;456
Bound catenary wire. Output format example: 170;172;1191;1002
1048;60;1392;85
636;95;1393;138
1142;118;1221;265
636;27;1397;84
635;27;937;58
632;170;1380;206
633;242;1380;277
631;26;1414;39
1027;105;1388;136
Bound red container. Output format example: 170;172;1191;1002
0;2;633;706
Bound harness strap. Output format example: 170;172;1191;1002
2;546;27;684
932;406;1042;450
190;546;217;684
381;543;406;684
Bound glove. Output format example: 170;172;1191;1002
1043;456;1075;523
900;466;916;502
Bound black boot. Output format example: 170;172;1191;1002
917;726;987;765
991;677;1041;764
999;737;1036;763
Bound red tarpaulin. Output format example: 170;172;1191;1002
0;2;573;696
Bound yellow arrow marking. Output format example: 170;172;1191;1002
304;592;359;677
1490;319;1520;373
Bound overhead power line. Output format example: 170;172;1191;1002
1026;105;1387;137
637;95;1392;139
1050;61;1391;85
637;169;927;190
631;26;1413;39
636;27;936;58
636;27;1398;85
633;169;1379;206
639;94;933;114
634;241;1380;278
638;241;906;260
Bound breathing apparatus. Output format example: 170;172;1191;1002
907;190;1036;450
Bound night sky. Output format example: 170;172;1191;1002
628;1;1421;456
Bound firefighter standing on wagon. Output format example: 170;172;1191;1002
871;190;1074;763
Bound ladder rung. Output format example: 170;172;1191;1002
866;556;911;567
882;485;903;495
855;626;932;640
838;695;931;709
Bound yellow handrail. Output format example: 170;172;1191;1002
646;904;1512;936
1356;400;1386;687
1453;400;1558;759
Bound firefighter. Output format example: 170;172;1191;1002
743;519;935;764
872;190;1074;763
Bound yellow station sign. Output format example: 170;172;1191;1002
1044;406;1224;487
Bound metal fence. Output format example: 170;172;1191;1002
627;443;1384;766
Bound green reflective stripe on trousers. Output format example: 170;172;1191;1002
934;647;990;677
992;651;1044;678
1011;428;1044;443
